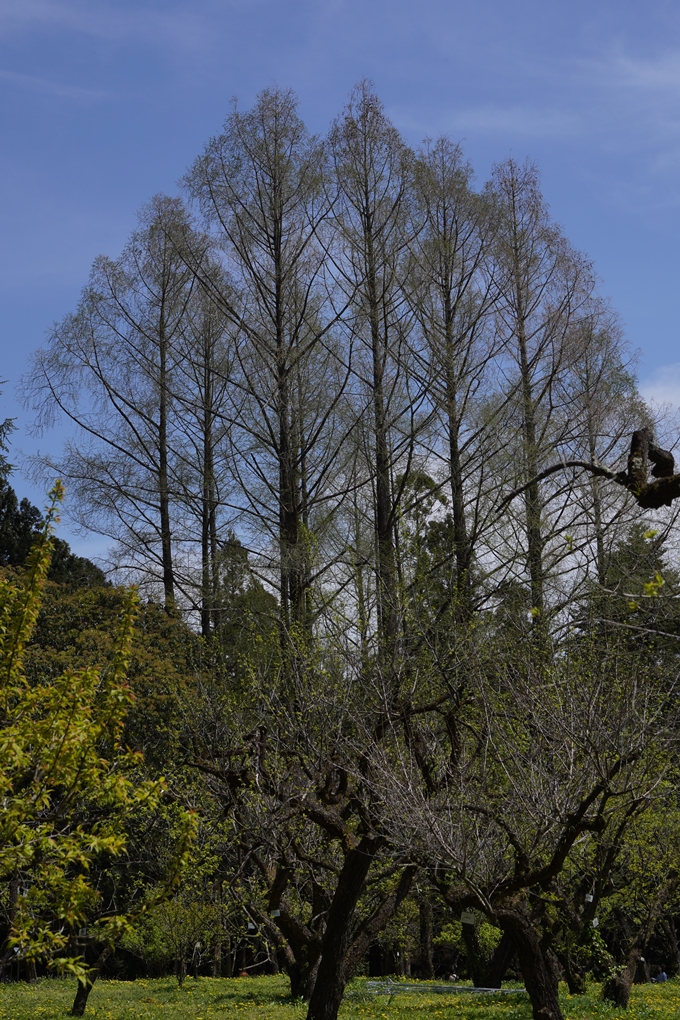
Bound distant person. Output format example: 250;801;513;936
652;966;668;983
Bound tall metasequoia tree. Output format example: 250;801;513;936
490;159;593;623
554;311;644;588
23;195;198;610
172;268;234;636
328;80;422;663
407;137;498;614
186;86;348;648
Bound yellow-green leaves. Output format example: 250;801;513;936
0;487;192;972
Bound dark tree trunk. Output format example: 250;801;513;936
603;873;678;1007
368;944;383;976
176;956;187;986
603;962;636;1008
286;946;322;1000
445;370;472;616
462;924;487;986
200;342;216;639
368;257;398;658
158;318;175;612
461;925;514;988
419;898;434;979
498;911;563;1020
518;334;544;622
71;944;114;1017
306;838;382;1020
251;870;328;1001
634;956;650;984
484;930;516;989
341;864;417;981
584;367;607;587
258;905;323;999
559;951;586;996
213;941;222;978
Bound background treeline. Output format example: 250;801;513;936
4;82;680;1020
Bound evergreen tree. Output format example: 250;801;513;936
0;473;107;587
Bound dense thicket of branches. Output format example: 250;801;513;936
18;83;680;1020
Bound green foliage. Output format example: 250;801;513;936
0;471;106;586
0;486;195;974
211;532;278;679
583;523;680;656
121;896;221;978
375;898;419;954
434;921;502;959
23;583;200;770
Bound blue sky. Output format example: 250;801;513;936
2;0;680;554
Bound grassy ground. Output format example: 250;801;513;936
1;974;680;1020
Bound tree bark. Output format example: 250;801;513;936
603;872;678;1007
419;898;434;979
71;943;114;1017
306;838;382;1020
584;362;607;587
158;312;175;611
444;375;473;616
254;892;324;999
484;930;516;989
603;950;639;1009
200;327;216;638
559;949;586;997
367;234;399;660
213;940;222;978
497;910;563;1020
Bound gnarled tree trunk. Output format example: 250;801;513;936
306;839;382;1020
497;910;562;1020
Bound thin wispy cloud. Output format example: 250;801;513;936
577;47;680;156
641;364;680;409
445;104;582;139
0;68;110;100
389;99;584;147
608;49;680;92
0;0;215;54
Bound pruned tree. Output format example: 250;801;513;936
364;627;678;1020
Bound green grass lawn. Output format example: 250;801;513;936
1;975;680;1020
